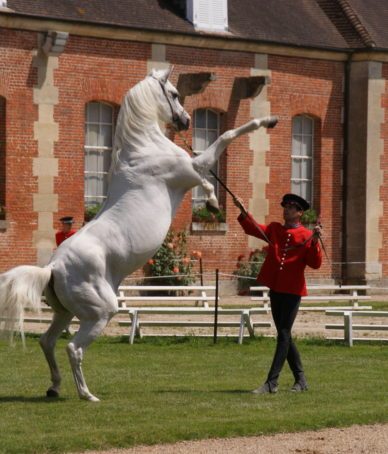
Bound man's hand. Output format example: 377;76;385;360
312;224;323;242
233;196;248;215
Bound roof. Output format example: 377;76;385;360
3;0;388;51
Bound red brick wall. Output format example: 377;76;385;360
379;63;388;275
53;36;151;231
267;55;344;282
0;29;351;284
0;28;38;270
0;96;5;211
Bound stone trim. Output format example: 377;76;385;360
32;34;65;265
247;53;271;250
365;62;384;280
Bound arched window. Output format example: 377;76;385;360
0;96;5;218
84;102;114;207
192;108;220;207
291;115;314;204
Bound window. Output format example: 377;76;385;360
291;115;314;204
84;102;114;207
192;108;220;208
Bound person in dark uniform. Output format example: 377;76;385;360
234;193;322;394
55;216;77;247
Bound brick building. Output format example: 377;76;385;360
0;0;387;285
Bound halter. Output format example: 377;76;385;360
155;77;180;125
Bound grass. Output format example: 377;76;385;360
0;335;388;453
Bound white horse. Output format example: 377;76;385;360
0;68;277;401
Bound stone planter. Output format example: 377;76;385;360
191;222;228;233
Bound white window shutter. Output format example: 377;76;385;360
211;0;228;31
187;0;228;31
0;1;7;8
196;0;211;29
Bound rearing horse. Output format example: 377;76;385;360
0;68;277;401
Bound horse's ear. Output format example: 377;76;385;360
159;66;173;84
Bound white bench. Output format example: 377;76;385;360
117;285;216;308
118;307;271;344
18;284;216;331
325;310;388;346
250;285;371;311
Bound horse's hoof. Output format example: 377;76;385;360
265;116;278;128
205;200;220;214
46;388;59;398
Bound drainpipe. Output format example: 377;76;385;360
341;51;354;284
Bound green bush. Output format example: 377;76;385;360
233;248;267;295
142;230;199;287
84;203;102;222
301;208;318;227
192;205;225;223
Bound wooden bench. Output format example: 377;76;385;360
250;285;372;311
325;310;388;346
118;307;271;344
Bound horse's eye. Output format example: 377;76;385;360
172;93;178;99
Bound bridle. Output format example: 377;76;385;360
156;78;180;125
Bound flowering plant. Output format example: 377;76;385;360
232;248;267;295
192;205;225;223
142;230;199;287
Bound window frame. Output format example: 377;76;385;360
291;114;314;206
84;101;114;207
192;108;220;208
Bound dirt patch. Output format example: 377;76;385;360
80;423;388;453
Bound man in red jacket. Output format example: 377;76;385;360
234;193;322;394
55;216;77;247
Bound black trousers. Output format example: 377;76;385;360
266;290;305;389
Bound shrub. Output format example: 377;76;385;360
84;203;102;222
192;205;225;223
232;248;267;295
142;230;199;288
301;208;318;227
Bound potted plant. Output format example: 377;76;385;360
192;205;226;223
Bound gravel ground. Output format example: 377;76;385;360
80;423;388;453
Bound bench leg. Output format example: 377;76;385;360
129;311;138;345
238;313;245;344
344;311;353;347
244;311;255;338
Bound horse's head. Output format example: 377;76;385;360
149;68;190;131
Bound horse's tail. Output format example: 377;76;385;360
0;265;52;340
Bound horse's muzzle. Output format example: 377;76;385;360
175;115;190;131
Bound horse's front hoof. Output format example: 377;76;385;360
46;388;59;398
265;116;278;128
81;394;100;403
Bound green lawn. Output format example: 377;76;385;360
0;335;387;453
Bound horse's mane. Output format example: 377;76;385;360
110;76;160;174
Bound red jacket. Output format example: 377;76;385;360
55;229;76;246
238;213;322;296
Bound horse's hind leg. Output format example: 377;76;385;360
40;311;73;398
67;316;112;402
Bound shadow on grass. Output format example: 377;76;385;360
154;388;252;394
0;395;68;403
